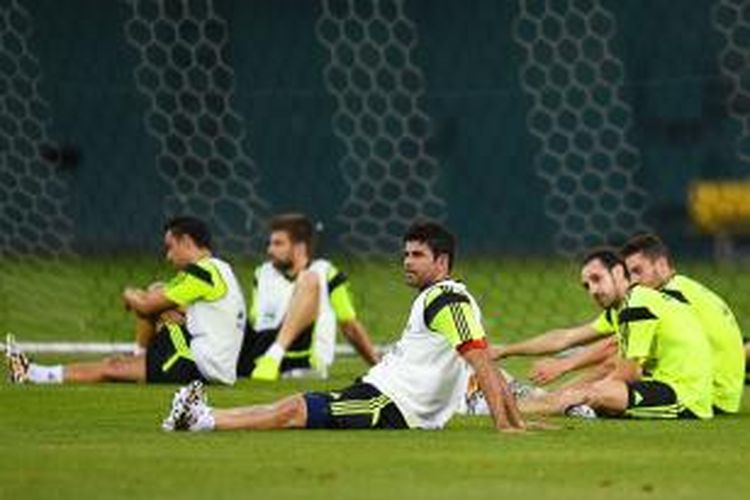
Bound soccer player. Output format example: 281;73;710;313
237;213;379;381
496;233;745;415
515;248;714;419
619;233;745;414
162;222;526;432
6;217;247;386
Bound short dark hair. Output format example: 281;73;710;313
620;232;672;265
164;216;212;249
270;213;315;255
404;221;456;270
582;246;629;279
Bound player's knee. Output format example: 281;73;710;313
105;355;127;368
100;356;126;378
584;384;607;407
273;395;307;427
585;380;626;414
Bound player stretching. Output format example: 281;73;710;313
6;217;246;386
162;222;526;432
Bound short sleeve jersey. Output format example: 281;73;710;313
663;275;745;413
363;278;488;429
163;257;247;385
250;259;357;367
592;285;713;418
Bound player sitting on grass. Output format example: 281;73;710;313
162;222;527;432
505;248;714;419
237;213;379;381
6;216;247;386
492;233;744;415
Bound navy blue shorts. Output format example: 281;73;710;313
304;382;408;429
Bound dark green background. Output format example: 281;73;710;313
6;0;746;255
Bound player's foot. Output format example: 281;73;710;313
250;355;281;381
508;379;547;400
162;380;214;431
464;388;490;416
564;404;598;419
5;333;29;384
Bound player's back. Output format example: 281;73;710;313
187;257;247;385
664;274;745;413
625;286;713;419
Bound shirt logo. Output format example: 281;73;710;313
633;390;644;406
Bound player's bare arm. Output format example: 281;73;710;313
122;287;176;316
529;335;617;385
340;319;380;365
491;322;602;360
463;347;525;432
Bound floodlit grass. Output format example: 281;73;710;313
1;357;749;500
1;257;749;499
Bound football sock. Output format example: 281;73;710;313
28;364;63;384
266;342;286;364
194;408;216;431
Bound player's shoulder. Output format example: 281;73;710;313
422;279;473;304
629;284;662;304
309;258;337;276
182;257;218;284
671;273;723;301
256;261;274;273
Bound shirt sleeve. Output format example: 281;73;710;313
423;288;487;352
620;305;659;361
163;263;215;307
327;268;357;323
591;309;615;334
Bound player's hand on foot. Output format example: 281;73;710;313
529;357;566;385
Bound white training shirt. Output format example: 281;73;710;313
252;259;339;368
363;279;486;429
164;257;247;385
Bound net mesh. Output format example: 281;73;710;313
316;0;445;253
124;0;269;253
514;0;649;257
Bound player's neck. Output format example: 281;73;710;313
419;272;451;290
188;248;211;264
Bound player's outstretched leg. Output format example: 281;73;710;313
162;382;308;431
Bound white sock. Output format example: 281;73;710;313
28;364;64;384
266;342;286;363
193;408;216;432
133;344;146;356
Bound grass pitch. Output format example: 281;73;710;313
1;257;749;499
2;357;749;500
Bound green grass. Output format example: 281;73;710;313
1;257;750;499
1;357;749;500
5;254;750;344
